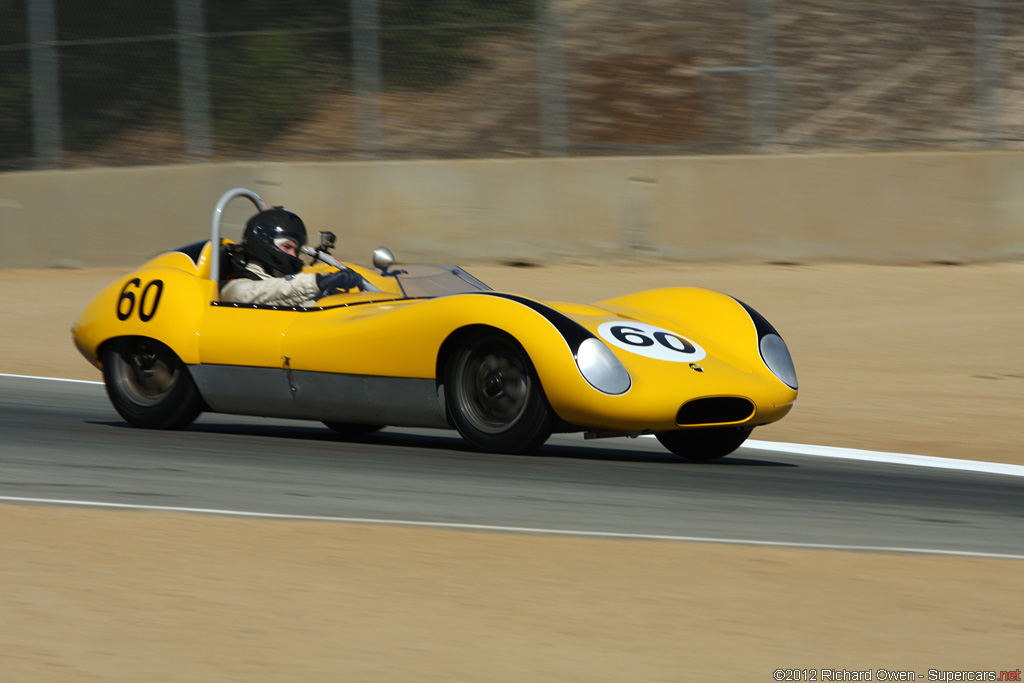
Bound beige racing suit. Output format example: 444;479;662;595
220;262;321;307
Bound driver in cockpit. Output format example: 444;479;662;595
220;208;361;307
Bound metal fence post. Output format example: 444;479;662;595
747;0;777;152
537;0;568;156
175;0;213;159
27;0;62;168
975;0;1003;148
351;0;382;158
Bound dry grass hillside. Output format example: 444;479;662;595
84;1;1024;166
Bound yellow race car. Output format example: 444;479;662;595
72;188;798;460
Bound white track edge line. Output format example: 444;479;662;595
0;372;102;385
2;495;1021;560
645;438;1024;477
4;373;1021;476
742;439;1024;477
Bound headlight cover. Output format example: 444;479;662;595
759;333;798;390
576;337;631;395
734;298;799;390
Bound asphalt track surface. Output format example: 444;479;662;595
2;375;1022;558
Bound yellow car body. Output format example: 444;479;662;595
72;190;798;459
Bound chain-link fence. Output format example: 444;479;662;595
1;0;1020;171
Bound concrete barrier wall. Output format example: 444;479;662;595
2;151;1022;269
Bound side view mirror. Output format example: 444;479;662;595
373;246;395;274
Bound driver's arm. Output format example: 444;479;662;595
221;272;321;307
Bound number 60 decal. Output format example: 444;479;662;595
116;278;164;322
597;321;706;363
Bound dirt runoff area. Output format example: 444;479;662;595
1;262;1022;681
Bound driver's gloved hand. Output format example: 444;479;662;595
316;270;362;296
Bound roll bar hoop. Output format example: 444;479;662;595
209;187;267;282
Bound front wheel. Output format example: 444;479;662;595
444;332;553;454
101;338;203;429
655;426;752;461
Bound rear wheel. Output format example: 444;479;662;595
101;338;203;429
445;332;553;454
655;426;752;461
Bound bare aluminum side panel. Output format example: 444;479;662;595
190;365;449;428
191;365;294;416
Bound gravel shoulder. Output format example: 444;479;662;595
2;262;1021;681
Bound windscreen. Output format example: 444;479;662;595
392;265;492;297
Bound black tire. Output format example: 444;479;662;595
323;422;382;438
444;332;553;454
655;426;753;461
101;338;203;430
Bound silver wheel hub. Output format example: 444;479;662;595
457;348;529;434
114;345;178;406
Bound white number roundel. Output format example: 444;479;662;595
597;321;706;363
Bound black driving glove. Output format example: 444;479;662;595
316;269;362;296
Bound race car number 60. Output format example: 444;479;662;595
597;321;706;363
116;278;164;322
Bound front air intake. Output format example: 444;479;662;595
676;397;755;426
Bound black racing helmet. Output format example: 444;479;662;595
241;208;308;276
